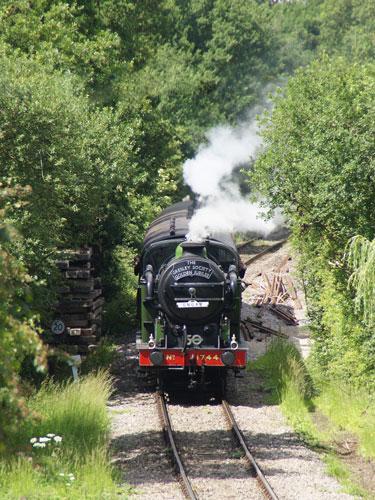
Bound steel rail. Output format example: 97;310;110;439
222;399;280;500
236;238;256;252
156;391;198;500
243;239;288;266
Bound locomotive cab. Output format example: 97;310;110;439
136;200;247;394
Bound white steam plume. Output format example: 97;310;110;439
183;120;282;240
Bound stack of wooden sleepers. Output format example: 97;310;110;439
50;247;104;354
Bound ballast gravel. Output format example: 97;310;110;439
109;390;185;499
109;345;185;500
166;399;265;499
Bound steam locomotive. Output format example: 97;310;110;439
135;200;247;394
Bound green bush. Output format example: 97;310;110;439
247;338;316;441
0;52;181;328
102;246;138;335
0;186;47;453
250;55;375;387
247;338;313;403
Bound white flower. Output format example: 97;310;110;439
30;438;37;444
68;474;75;481
39;437;51;443
33;442;46;448
53;436;62;443
47;433;56;438
59;473;65;477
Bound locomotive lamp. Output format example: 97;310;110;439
220;351;236;366
148;334;156;349
230;334;238;350
149;350;165;366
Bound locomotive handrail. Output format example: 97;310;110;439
172;297;224;302
228;264;238;299
169;281;225;287
144;264;154;300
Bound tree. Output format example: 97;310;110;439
252;56;375;259
199;0;275;119
250;55;375;385
116;0;278;154
0;185;48;451
0;0;120;86
346;236;375;330
318;0;375;62
0;54;182;325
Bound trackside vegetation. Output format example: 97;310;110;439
0;371;130;500
251;56;375;388
250;52;375;488
2;0;375;495
248;339;374;498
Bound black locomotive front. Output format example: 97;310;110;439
136;200;247;392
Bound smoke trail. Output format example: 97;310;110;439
183;119;282;240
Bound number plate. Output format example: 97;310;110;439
176;300;209;308
69;328;81;336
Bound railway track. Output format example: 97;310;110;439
156;389;280;500
151;240;289;499
238;238;289;267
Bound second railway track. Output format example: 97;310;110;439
156;389;280;500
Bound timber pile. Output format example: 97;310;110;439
242;253;302;327
241;317;288;341
50;247;104;354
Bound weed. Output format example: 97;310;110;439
0;371;132;499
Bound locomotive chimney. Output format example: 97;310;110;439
180;241;207;258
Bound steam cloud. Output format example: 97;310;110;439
183;120;282;240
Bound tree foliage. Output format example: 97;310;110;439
0;1;120;85
251;55;375;385
253;56;375;259
2;0;375;416
0;51;181;328
115;0;278;153
0;186;48;451
318;0;375;62
346;236;375;330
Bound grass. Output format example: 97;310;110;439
315;384;375;460
247;338;319;444
324;454;368;498
0;371;131;499
247;338;375;498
